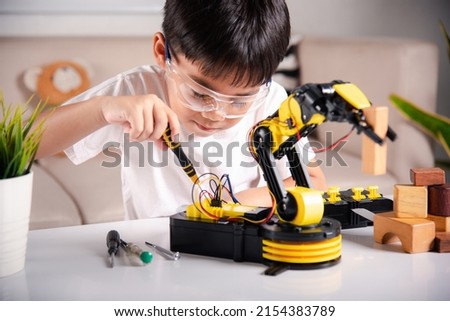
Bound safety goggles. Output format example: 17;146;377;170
165;42;270;119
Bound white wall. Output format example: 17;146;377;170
0;0;164;37
0;13;163;37
286;0;449;160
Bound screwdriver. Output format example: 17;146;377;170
120;239;153;264
106;230;121;268
162;126;199;184
145;242;180;260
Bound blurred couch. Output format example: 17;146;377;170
0;35;438;229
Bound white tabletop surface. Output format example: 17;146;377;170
1;217;449;301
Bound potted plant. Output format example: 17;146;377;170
0;93;47;277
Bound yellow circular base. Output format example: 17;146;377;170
262;234;342;264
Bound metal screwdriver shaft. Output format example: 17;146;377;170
145;242;180;260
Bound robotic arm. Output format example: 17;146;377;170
247;80;396;226
168;80;396;228
169;81;397;273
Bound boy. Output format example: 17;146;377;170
36;0;326;220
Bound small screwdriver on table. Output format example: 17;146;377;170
106;230;121;268
120;239;153;264
145;242;180;260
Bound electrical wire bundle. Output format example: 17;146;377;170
189;172;275;224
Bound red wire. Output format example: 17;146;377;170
313;128;354;153
261;192;276;224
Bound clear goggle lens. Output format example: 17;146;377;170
166;59;270;119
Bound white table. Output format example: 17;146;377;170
1;217;449;301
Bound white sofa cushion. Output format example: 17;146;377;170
30;164;81;229
36;154;124;224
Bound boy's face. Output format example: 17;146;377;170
165;54;268;137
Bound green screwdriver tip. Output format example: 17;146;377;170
140;251;153;264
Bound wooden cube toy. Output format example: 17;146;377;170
427;214;450;232
410;167;445;186
393;184;427;218
428;184;450;217
434;232;450;253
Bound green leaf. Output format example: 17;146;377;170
440;20;450;61
0;92;47;178
389;94;450;157
437;131;450;157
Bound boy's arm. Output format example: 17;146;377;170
36;95;179;159
233;162;327;207
36;96;107;158
305;160;327;191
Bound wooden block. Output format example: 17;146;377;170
393;184;428;217
428;184;450;216
410;167;445;186
362;106;388;175
373;212;435;253
427;214;450;232
434;232;450;253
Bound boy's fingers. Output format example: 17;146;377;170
128;108;148;141
166;107;181;142
149;106;168;141
155;138;168;150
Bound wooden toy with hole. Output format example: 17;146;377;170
373;167;449;253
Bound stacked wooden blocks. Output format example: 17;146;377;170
373;167;449;253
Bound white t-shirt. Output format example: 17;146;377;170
64;65;314;220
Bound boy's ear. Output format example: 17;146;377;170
153;32;166;68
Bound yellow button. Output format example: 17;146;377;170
352;187;366;201
367;185;381;199
327;186;341;203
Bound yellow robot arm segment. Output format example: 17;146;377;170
278;94;327;129
276;187;324;226
332;83;371;109
253;94;326;155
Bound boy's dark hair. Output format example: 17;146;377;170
162;0;291;87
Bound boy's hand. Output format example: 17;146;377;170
101;95;180;142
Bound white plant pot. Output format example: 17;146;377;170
0;171;33;277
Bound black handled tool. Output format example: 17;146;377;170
106;230;121;268
162;126;199;184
